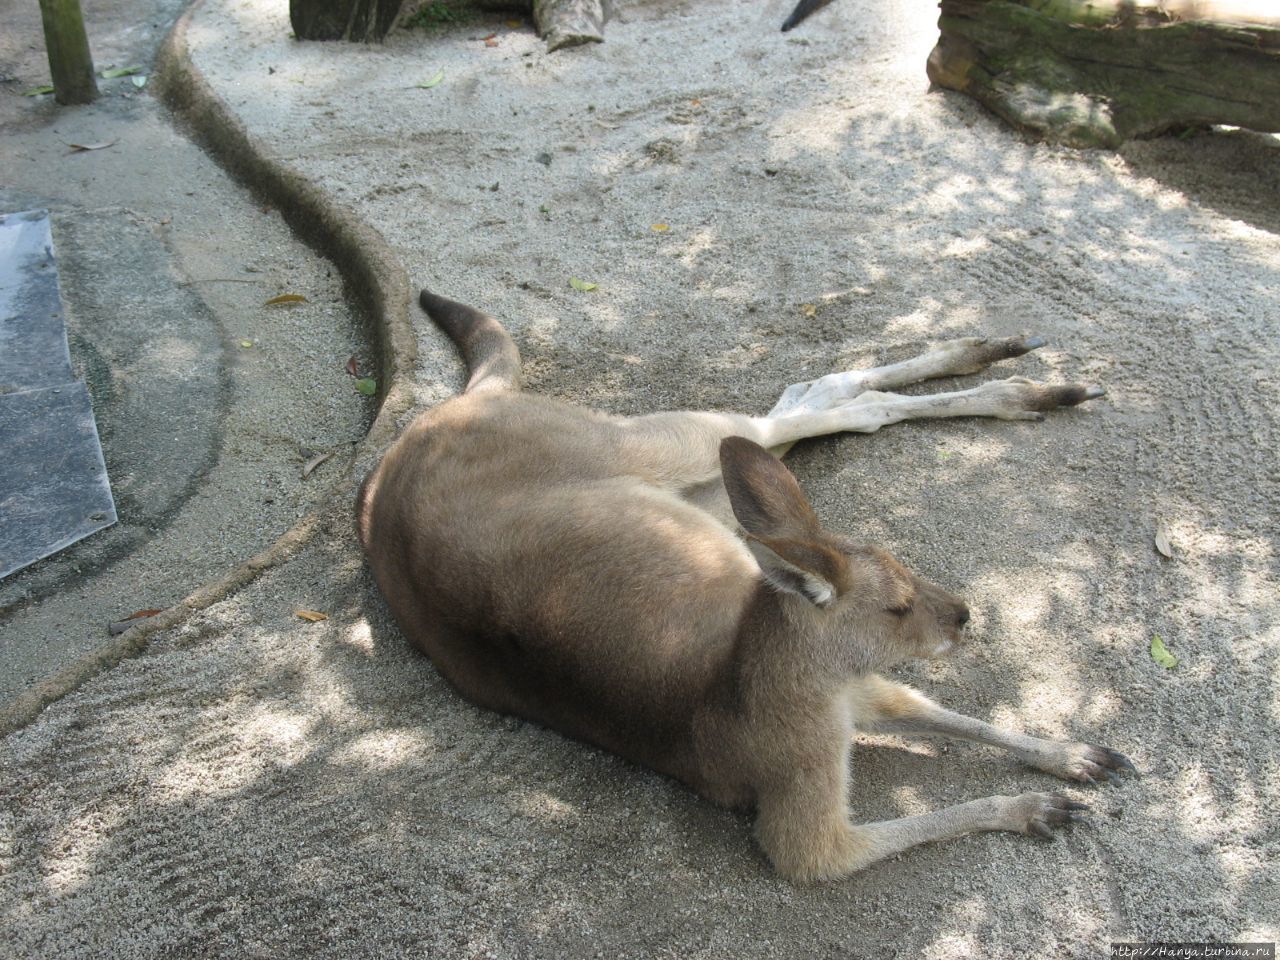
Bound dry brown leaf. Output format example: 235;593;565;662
1154;524;1173;559
801;303;817;317
265;293;309;306
66;140;118;152
295;609;329;622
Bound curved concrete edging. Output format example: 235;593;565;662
0;0;419;737
153;0;419;443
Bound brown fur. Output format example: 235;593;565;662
358;290;1134;880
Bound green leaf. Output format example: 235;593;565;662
239;339;253;349
569;277;598;292
1149;635;1178;670
101;65;143;78
416;70;445;89
354;377;377;396
131;75;148;88
24;85;55;97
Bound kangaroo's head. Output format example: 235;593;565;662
720;436;970;673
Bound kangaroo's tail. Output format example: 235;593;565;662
419;288;523;394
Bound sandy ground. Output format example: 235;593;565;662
3;0;1279;955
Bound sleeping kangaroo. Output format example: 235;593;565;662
356;289;1135;881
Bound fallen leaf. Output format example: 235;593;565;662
801;303;817;317
651;223;670;232
355;377;377;396
66;140;118;152
240;339;253;349
101;65;143;78
1150;635;1178;669
483;33;499;46
24;85;55;97
131;75;147;88
1154;524;1173;559
505;18;523;28
295;609;329;622
302;450;333;478
416;70;445;89
345;354;362;377
569;277;598;292
265;293;308;306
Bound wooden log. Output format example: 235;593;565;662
37;0;98;105
928;0;1280;148
290;0;405;42
533;0;605;51
297;0;604;50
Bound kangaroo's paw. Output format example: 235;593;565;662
1002;792;1090;839
1029;741;1138;785
976;376;1106;421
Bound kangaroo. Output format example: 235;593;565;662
356;289;1135;881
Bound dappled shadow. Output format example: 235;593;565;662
1120;129;1280;239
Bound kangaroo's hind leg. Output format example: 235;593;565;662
770;335;1052;418
765;335;1103;457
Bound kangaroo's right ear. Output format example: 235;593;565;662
720;437;849;606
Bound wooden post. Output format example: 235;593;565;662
928;0;1280;147
37;0;98;105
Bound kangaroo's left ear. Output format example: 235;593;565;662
720;436;849;606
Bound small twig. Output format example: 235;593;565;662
181;277;264;285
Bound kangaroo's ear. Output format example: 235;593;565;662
720;436;821;539
720;437;848;606
743;537;846;607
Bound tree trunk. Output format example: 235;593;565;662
38;0;98;105
928;0;1280;148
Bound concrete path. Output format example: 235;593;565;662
0;0;380;715
2;0;1277;956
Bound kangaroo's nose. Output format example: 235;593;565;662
955;605;971;629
